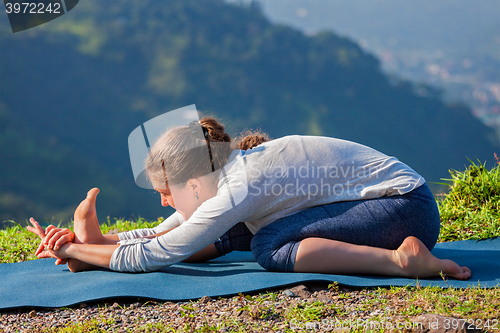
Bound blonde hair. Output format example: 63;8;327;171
145;117;270;188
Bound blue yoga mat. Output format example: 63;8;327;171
0;238;498;310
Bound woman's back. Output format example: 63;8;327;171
217;135;425;233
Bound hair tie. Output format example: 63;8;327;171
201;126;209;139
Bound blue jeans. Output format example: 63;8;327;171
216;183;440;272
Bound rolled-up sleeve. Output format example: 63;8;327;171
109;236;194;272
118;212;184;241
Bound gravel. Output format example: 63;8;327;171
0;283;482;332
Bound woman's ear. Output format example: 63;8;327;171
187;178;202;194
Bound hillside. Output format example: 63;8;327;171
0;0;498;224
245;0;500;130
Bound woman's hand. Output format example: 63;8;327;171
36;242;71;261
43;225;75;251
27;217;72;265
27;217;47;256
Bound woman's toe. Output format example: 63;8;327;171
459;266;472;280
442;261;471;280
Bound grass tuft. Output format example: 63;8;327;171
436;159;500;242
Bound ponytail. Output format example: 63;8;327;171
199;117;231;143
233;130;271;150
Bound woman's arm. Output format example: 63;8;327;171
136;227;222;262
117;212;184;240
31;213;180;252
182;243;220;263
66;243;118;268
138;227;177;239
103;234;120;241
38;242;119;269
37;225;211;273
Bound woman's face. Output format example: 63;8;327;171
156;183;200;220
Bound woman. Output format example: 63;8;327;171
29;117;471;279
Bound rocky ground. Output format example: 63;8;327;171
0;283;483;332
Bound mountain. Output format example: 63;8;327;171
243;0;500;61
240;0;500;130
0;0;498;225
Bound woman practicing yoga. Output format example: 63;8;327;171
28;117;471;279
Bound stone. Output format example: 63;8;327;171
282;289;295;297
317;295;333;303
199;296;212;303
289;284;312;298
29;310;37;318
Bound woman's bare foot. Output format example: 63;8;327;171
68;188;106;272
73;188;105;244
394;236;472;280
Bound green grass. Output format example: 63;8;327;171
0;217;162;264
0;221;41;263
1;162;499;332
436;159;500;242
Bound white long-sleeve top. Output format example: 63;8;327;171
111;135;425;272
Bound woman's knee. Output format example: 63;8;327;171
394;184;441;251
251;236;300;272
